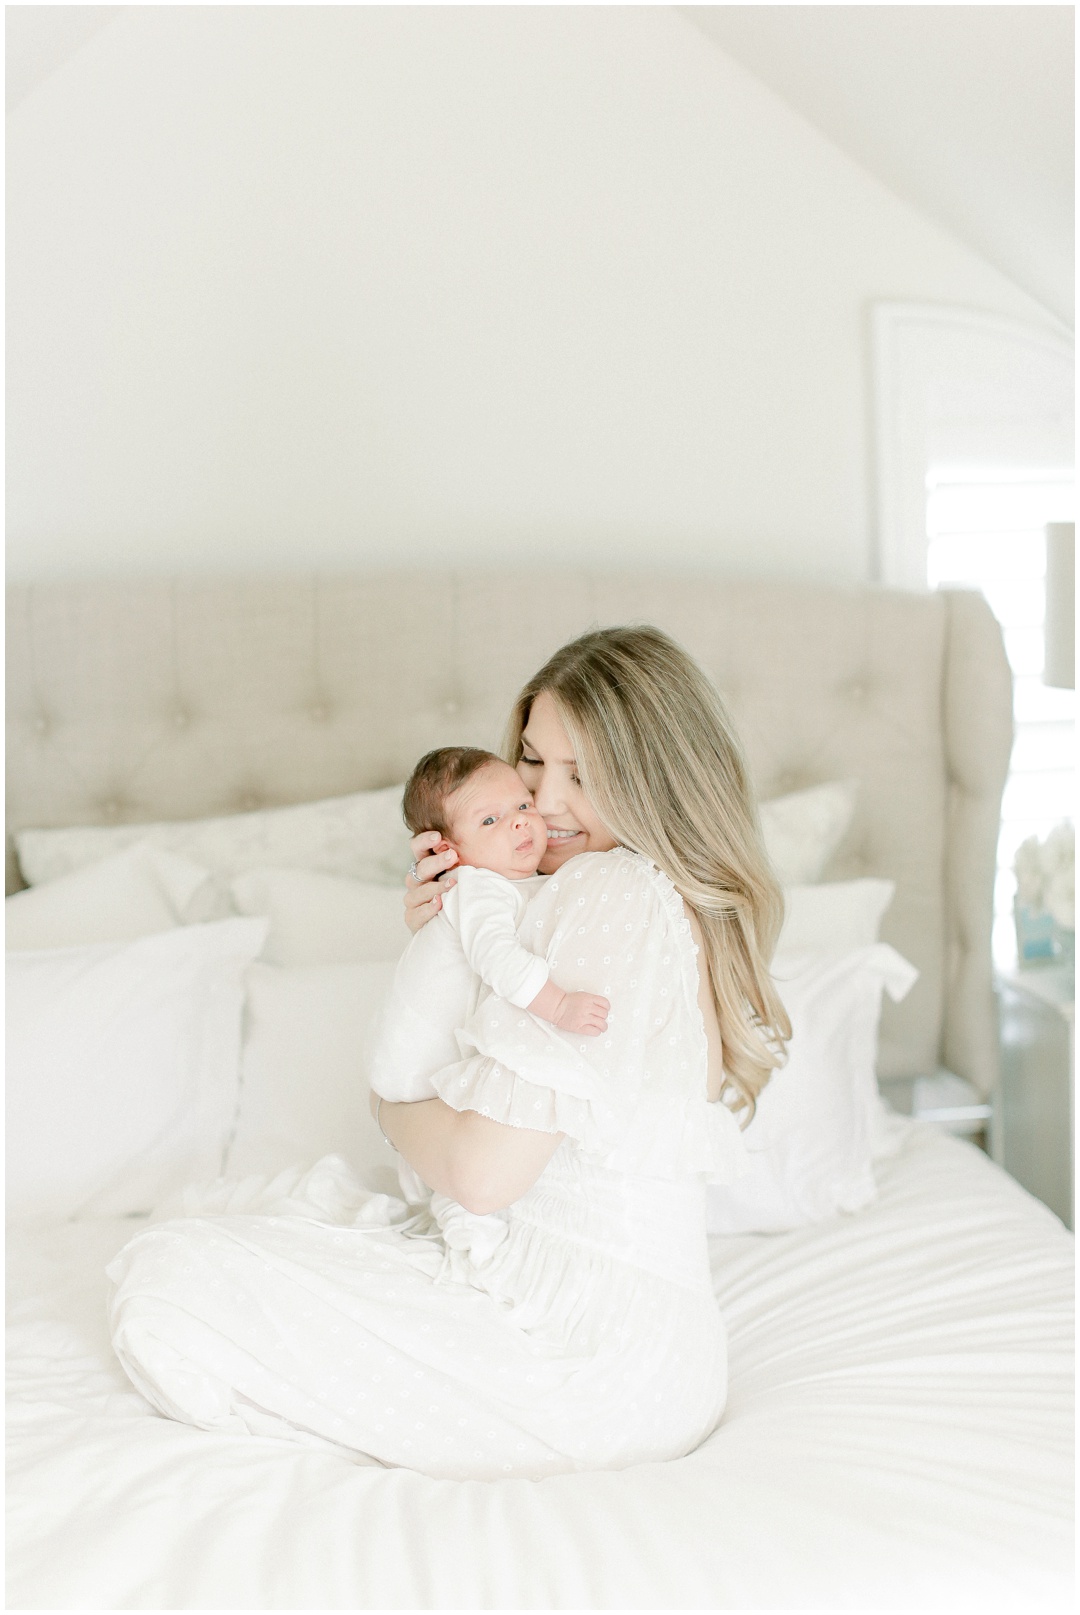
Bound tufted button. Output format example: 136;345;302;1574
310;702;328;722
173;710;190;730
443;698;459;716
239;792;260;812
102;799;122;820
846;677;869;701
33;715;49;736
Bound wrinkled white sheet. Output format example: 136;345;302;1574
6;1123;1073;1611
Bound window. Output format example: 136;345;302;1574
926;470;1075;965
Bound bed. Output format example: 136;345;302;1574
6;573;1074;1610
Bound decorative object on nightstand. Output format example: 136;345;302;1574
995;963;1074;1231
1012;822;1074;966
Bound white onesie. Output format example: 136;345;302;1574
370;865;549;1106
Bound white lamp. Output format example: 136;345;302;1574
1044;523;1074;690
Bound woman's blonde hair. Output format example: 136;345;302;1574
505;625;790;1119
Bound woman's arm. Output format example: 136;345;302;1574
370;1089;563;1215
404;830;459;934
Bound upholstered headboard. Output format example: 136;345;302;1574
5;573;1013;1094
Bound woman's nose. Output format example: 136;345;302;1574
531;778;564;816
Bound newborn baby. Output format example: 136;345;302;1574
370;747;610;1212
372;746;609;1101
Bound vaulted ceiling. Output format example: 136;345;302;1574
7;4;1074;327
682;5;1073;327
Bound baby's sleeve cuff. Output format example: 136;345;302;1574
505;955;551;1011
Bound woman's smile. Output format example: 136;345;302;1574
516;692;619;873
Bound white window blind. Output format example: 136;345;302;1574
926;469;1075;966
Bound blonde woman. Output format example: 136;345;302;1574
109;626;789;1481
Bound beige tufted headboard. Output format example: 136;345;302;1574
6;572;1013;1095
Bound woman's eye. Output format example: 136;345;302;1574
520;755;540;767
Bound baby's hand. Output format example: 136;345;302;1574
552;991;610;1036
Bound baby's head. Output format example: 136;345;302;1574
403;747;548;880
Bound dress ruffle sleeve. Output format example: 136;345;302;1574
432;850;750;1183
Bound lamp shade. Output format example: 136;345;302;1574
1044;522;1074;690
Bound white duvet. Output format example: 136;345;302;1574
7;1122;1073;1612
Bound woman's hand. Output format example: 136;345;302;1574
404;830;459;934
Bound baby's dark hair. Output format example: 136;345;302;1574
402;746;504;838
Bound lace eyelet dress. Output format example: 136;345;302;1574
107;850;749;1480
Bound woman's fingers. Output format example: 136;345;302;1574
403;868;457;933
404;882;442;933
409;830;444;860
415;846;458;886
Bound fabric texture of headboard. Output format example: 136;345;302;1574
5;573;1013;1093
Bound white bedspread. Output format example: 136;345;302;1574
6;1123;1073;1611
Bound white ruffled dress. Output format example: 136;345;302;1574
108;850;749;1481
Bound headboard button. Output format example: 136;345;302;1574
103;799;122;820
173;710;190;730
443;699;459;716
310;703;328;722
33;716;48;736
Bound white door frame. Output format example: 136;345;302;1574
870;303;1074;589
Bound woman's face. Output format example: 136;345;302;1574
516;690;619;874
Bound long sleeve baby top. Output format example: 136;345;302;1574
441;865;550;1009
369;867;548;1104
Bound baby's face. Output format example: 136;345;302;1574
444;761;549;879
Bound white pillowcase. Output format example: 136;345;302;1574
759;780;857;885
226;960;399;1196
5;842;223;951
228;868;886;972
229;867;411;966
15;783;414;890
14;778;853;898
6;918;267;1223
707;944;918;1234
777;878;894;956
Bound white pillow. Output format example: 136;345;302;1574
707;944;918;1234
230;870;890;972
14;777;853;897
229;867;411;966
15;783;414;890
777;878;894;956
6;918;267;1223
5;842;223;951
226;960;399;1196
760;780;857;885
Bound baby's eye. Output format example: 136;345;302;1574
481;815;496;826
518;802;532;811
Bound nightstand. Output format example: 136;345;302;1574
878;1068;992;1144
995;964;1075;1230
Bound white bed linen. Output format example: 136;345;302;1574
6;1124;1072;1611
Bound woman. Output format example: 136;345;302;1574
109;626;789;1481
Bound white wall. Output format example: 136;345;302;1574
6;5;1060;584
